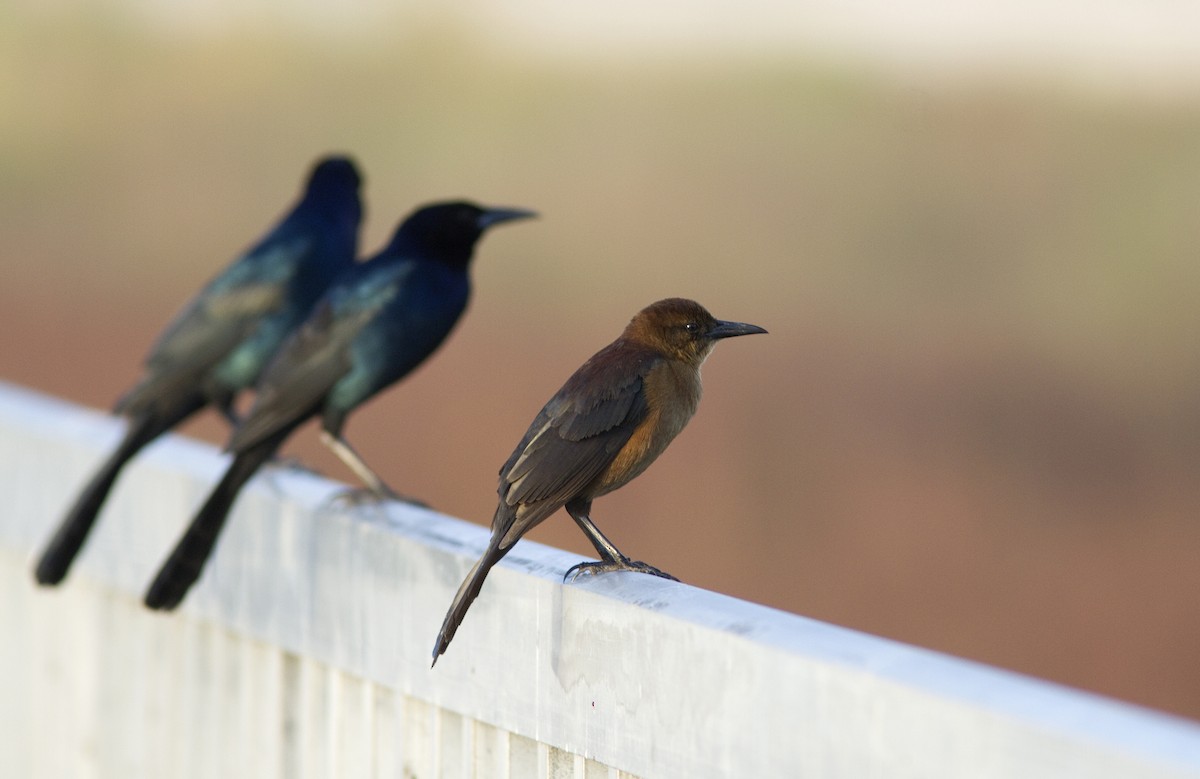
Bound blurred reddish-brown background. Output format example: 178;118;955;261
3;2;1200;719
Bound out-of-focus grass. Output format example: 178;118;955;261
4;9;1200;718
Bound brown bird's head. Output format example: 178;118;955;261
624;297;767;364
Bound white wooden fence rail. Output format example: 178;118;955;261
1;381;1199;778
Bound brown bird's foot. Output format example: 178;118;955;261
327;485;430;510
564;557;679;583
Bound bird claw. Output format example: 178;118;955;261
564;558;679;583
327;486;430;510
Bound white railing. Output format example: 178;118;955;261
1;380;1199;778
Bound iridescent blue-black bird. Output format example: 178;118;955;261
432;298;766;665
143;200;536;611
33;155;362;586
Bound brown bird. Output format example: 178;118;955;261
432;297;766;665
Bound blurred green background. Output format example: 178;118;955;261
3;3;1200;718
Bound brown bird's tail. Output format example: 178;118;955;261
431;532;512;666
143;428;288;611
34;401;204;586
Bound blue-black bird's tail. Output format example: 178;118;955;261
34;400;204;586
143;427;289;611
431;518;514;666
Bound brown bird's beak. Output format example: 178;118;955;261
707;319;768;339
476;207;538;229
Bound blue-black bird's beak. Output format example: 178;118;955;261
477;207;538;229
707;320;768;339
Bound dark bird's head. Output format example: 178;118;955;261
301;155;364;234
304;155;363;200
388;201;537;268
624;297;767;365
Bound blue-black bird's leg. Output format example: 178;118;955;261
562;500;678;582
200;379;242;428
215;406;241;427
319;430;429;508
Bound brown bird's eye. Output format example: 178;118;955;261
683;322;700;334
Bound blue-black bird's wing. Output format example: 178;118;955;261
227;261;414;452
496;344;658;544
116;236;314;416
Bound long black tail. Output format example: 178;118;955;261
431;533;512;666
143;429;287;611
34;402;203;586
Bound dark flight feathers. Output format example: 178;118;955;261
501;349;655;511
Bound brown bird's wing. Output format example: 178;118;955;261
495;344;658;546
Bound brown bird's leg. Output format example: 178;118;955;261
320;430;429;508
563;499;678;582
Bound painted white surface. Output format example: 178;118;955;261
1;380;1199;778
